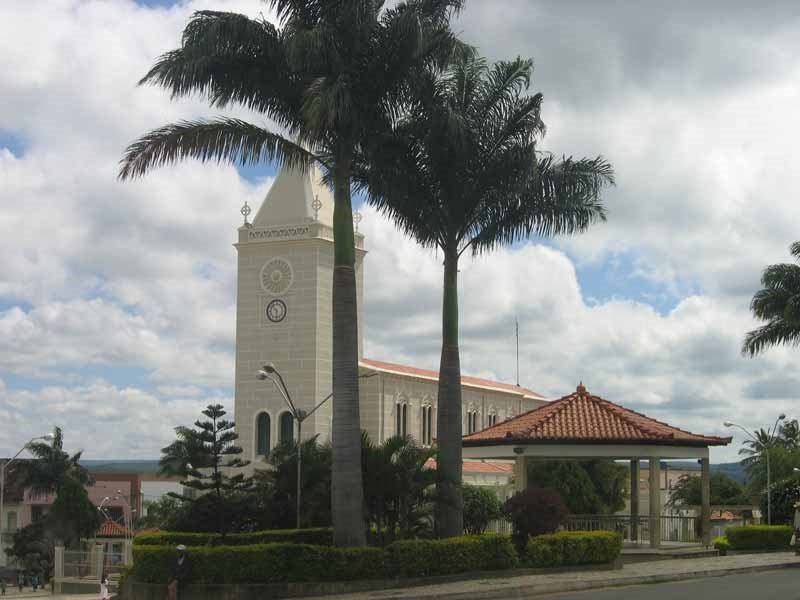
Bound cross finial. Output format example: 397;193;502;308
312;194;322;221
353;211;363;232
240;201;252;226
577;381;587;395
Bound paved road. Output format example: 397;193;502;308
541;569;800;599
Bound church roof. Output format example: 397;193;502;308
463;383;732;447
359;358;545;400
252;163;334;228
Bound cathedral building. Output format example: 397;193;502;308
233;165;546;474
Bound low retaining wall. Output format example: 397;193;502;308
124;561;621;600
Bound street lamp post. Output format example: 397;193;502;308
257;363;376;529
724;414;785;525
0;434;54;556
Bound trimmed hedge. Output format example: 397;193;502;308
133;528;333;547
385;535;518;577
132;535;518;584
133;544;384;584
526;531;622;567
725;525;793;551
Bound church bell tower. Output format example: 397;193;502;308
234;165;365;466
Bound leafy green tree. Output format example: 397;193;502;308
528;461;627;514
462;484;503;535
356;52;613;536
764;475;800;525
118;1;463;547
4;521;53;579
21;427;90;496
167;404;253;537
138;496;184;529
159;426;212;477
743;241;800;356
668;472;749;507
744;445;800;497
48;477;102;548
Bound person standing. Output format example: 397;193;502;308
1;577;6;595
99;573;109;600
167;545;190;600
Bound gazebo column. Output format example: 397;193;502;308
513;455;528;492
700;457;711;547
649;457;661;548
630;458;640;543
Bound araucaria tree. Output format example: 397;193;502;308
743;242;800;356
166;404;252;537
356;52;613;537
118;1;462;547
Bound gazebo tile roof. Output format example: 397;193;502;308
463;383;731;447
97;519;132;538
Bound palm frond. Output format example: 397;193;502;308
467;155;613;254
742;319;800;357
118;118;313;180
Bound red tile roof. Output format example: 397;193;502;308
425;459;513;474
463;383;732;447
360;358;545;400
97;519;132;538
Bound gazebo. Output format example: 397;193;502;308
462;383;731;547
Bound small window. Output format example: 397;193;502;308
279;411;295;443
488;413;497;427
396;402;408;437
6;511;17;532
256;413;271;455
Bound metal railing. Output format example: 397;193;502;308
63;550;91;578
563;514;701;545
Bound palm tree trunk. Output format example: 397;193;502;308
436;248;463;538
331;156;367;547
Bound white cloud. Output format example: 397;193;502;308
0;0;798;464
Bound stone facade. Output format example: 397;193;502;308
234;166;544;469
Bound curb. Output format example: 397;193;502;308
422;560;800;599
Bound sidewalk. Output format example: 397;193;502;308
304;552;800;600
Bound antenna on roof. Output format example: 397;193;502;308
515;317;520;387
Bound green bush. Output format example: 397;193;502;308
526;531;622;567
132;535;518;584
725;525;793;550
385;534;518;577
132;543;384;584
713;536;730;554
504;488;568;552
763;476;800;526
133;527;333;547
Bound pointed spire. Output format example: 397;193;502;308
252;163;334;228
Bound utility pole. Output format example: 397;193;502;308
515;317;520;387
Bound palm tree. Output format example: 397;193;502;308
22;427;90;497
118;1;462;546
743;242;800;356
355;52;613;537
738;427;777;468
361;433;437;542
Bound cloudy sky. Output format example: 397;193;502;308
2;0;799;463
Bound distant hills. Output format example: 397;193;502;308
667;461;746;483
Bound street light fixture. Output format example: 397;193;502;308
724;414;786;525
256;363;377;529
0;434;55;547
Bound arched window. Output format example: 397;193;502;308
421;405;434;446
279;411;295;444
395;401;408;437
467;409;479;435
256;412;271;456
487;410;498;428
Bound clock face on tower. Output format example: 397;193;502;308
266;299;287;323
